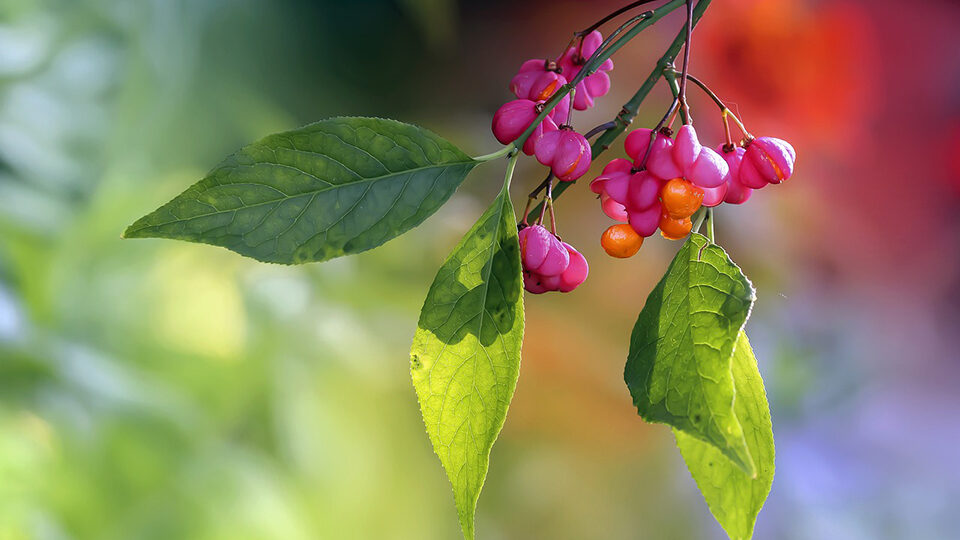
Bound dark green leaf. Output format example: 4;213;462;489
410;185;523;540
624;233;757;474
676;331;775;540
124;117;477;264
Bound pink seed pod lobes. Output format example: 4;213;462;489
535;128;592;181
627;170;662;211
523;270;550;294
628;202;662;237
559;30;614;111
625;128;682;180
537;234;570;277
600;193;629;222
701;183;727;207
590;158;632;203
740;136;796;187
687;146;729;189
673;124;703;176
716;145;752;204
491;99;559;156
557;242;589;292
518;224;551;271
510;60;558;101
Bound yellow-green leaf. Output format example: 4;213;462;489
676;331;775;540
410;184;523;539
625;233;757;474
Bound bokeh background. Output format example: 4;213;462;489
1;0;958;538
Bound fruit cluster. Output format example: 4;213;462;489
492;31;614;182
519;224;589;294
592;124;795;258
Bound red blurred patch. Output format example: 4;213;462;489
695;0;878;152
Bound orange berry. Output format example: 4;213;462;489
660;178;704;219
659;211;693;240
600;224;643;258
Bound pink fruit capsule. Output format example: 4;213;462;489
536;234;570;276
701;183;727;207
724;175;753;204
518;225;551;271
716;145;753;204
673;124;702;176
558;243;589;292
535;128;592;181
687;146;729;188
589;158;632;199
523;270;550;294
509;60;547;99
625;129;682;180
627;170;661;210
539;273;563;292
528;72;568;106
559;30;614;111
600;193;629;222
521;114;559;156
628;202;662;237
491;99;559;156
742;136;796;185
510;60;560;101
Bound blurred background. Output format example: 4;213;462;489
1;0;958;538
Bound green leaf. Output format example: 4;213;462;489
124;117;477;264
675;331;775;540
410;185;523;540
624;233;757;474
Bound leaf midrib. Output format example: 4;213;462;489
126;158;476;234
429;192;509;446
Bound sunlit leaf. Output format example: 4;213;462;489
410;185;523;540
676;331;775;540
124;117;477;264
624;233;757;474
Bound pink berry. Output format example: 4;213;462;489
523;270;550;294
673;125;702;176
536;234;570;276
539;273;563;292
518;225;551;270
687;146;729;188
625;129;682;180
627;170;661;210
558;243;589;292
628;202;662;237
724;175;753;204
535;128;592;181
510;60;546;98
574;70;611;110
701;183;727;207
716;145;753;204
559;30;614;111
510;60;558;101
601;193;629;222
491;99;559;156
590;158;632;201
741;136;796;185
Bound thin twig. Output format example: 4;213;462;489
678;0;694;123
573;0;660;38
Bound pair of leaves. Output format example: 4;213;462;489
124;117;478;264
625;233;774;539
